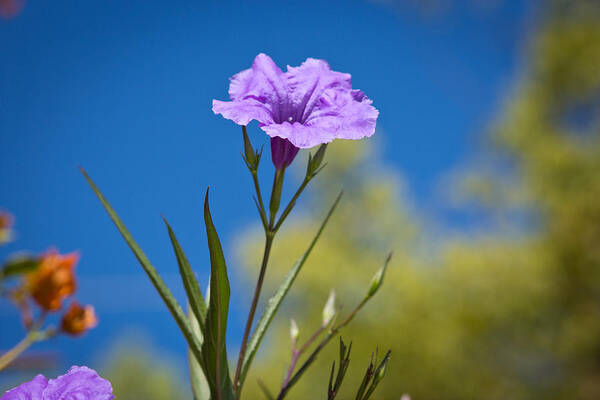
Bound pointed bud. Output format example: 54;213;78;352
306;144;327;178
269;168;285;222
366;253;392;299
322;290;336;327
375;355;389;381
290;319;299;343
242;126;260;171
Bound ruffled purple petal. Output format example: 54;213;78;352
212;99;274;126
221;53;291;123
43;366;114;400
284;58;351;123
229;54;286;102
304;87;378;141
1;375;47;400
261;121;336;149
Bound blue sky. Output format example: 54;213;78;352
1;0;535;377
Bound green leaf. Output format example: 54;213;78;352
189;304;211;400
80;167;207;375
0;255;39;279
239;191;343;389
164;217;207;331
202;188;235;400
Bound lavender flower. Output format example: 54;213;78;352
1;366;114;400
213;53;378;169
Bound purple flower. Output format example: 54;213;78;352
213;53;378;169
1;366;114;400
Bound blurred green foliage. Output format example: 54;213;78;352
100;336;190;400
236;1;600;399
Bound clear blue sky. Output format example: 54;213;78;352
0;0;535;376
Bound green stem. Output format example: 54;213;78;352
233;231;275;398
252;171;269;231
236;163;317;398
269;169;285;227
273;177;310;233
0;330;43;371
281;323;326;390
276;299;369;400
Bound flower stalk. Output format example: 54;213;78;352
0;312;54;371
234;134;327;398
275;253;392;400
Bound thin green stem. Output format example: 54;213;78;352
269;169;285;227
0;332;38;371
251;171;269;231
0;312;52;372
234;231;275;398
236;160;318;398
273;178;310;233
276;299;369;400
281;323;326;390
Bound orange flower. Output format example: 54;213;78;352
27;251;78;311
61;302;98;336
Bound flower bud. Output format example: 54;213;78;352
290;319;299;343
242;126;261;171
26;250;78;311
269;168;285;220
366;253;391;299
322;290;336;327
306;144;327;178
61;302;98;336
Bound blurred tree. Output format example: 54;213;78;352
236;1;600;399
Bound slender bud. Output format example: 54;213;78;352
269;169;285;223
375;355;389;382
366;253;391;299
322;290;336;327
306;144;327;178
242;126;260;171
290;319;299;343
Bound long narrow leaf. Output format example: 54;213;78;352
189;304;211;400
164;217;208;331
202;188;235;400
80;168;206;374
239;191;343;388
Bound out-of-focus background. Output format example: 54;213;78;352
2;0;600;398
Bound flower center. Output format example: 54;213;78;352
287;116;293;122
